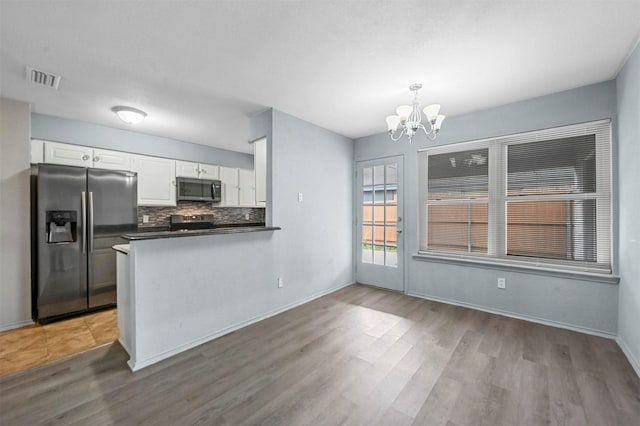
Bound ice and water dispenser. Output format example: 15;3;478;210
46;211;77;243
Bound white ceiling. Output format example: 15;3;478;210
1;1;639;154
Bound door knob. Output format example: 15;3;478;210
397;229;403;234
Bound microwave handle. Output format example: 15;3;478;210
211;183;216;200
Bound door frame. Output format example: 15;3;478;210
354;155;405;292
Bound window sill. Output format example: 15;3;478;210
412;253;619;284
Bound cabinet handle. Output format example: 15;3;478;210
82;154;90;161
171;180;176;186
93;156;100;162
201;169;206;174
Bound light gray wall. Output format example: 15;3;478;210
31;113;254;169
268;109;354;299
616;42;640;373
0;98;32;330
355;81;619;335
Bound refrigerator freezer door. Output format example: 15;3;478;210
36;164;88;319
87;169;137;308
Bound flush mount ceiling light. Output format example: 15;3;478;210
386;83;445;144
112;106;147;125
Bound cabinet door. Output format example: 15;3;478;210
44;141;92;167
219;166;239;206
198;163;219;179
175;160;199;178
132;155;176;206
238;169;256;207
93;148;132;171
254;137;267;205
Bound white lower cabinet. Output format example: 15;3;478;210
131;155;176;206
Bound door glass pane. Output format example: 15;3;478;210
362;225;373;264
385;206;397;225
373;165;385;186
362;206;373;225
385;225;397;267
386;164;397;184
363;167;373;186
373;225;384;265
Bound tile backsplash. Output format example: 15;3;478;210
138;201;265;229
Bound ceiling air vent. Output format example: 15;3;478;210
26;66;61;90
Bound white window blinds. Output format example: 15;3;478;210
419;120;612;273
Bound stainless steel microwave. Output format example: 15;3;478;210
176;177;222;202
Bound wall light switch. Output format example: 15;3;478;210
298;192;303;203
497;278;506;289
142;215;150;223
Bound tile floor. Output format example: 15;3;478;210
0;309;118;377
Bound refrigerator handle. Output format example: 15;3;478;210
81;191;87;254
88;192;94;252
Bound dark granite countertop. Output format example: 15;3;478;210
123;225;281;241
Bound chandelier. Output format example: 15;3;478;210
386;83;445;143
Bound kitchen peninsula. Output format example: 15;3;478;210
115;225;280;371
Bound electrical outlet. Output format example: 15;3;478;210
298;192;303;203
244;213;250;220
497;278;506;289
142;215;150;223
277;277;284;288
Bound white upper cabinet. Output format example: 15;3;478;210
30;139;45;164
131;155;176;206
198;163;219;179
219;166;240;206
43;141;92;167
175;160;199;178
239;169;256;207
92;148;132;170
40;140;132;171
254;137;267;206
176;161;219;179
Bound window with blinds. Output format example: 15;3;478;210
418;120;612;273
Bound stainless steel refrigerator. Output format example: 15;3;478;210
31;163;137;322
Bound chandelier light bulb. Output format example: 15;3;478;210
395;105;412;123
423;104;441;123
386;115;400;132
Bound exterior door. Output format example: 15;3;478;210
356;156;404;291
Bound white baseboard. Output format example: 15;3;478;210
406;291;616;340
128;281;355;371
0;319;34;332
617;336;640;378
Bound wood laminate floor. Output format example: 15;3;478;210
0;285;638;425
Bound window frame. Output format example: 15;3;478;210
418;119;612;274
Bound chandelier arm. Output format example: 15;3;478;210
389;128;405;142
